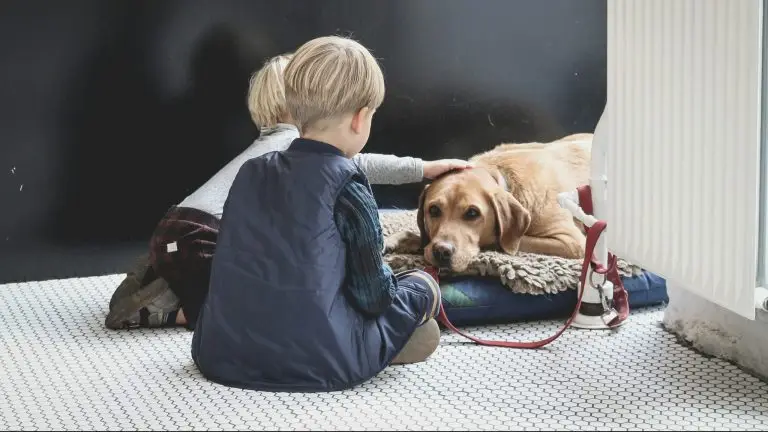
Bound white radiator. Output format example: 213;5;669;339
604;0;763;319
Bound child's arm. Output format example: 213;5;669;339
352;153;472;184
334;176;398;316
351;153;423;185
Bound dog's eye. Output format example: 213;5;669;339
463;207;481;221
428;205;442;218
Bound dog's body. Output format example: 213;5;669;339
416;133;592;272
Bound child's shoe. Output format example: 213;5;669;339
391;318;441;364
105;278;180;329
109;254;152;310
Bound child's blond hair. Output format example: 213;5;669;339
284;36;385;132
247;53;293;129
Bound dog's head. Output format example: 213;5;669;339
417;167;531;272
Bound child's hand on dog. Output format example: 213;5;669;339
423;159;473;179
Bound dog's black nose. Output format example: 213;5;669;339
432;242;455;266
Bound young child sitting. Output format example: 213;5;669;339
105;52;468;331
191;36;447;392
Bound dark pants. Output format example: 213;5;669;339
148;206;219;329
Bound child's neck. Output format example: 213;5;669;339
302;126;357;158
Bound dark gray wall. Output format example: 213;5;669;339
0;0;606;282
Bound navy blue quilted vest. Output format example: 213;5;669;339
192;139;385;392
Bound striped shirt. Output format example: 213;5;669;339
334;176;398;315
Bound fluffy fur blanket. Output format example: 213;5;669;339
380;210;642;295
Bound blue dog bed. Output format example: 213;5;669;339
439;271;668;326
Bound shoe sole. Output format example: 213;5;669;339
391;319;441;365
104;277;169;330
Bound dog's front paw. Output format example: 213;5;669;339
384;231;422;254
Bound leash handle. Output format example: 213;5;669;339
577;185;630;328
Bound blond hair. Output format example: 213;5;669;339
284;36;385;132
247;53;293;129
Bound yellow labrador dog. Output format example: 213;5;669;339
413;133;592;272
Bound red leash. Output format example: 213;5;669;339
425;186;628;349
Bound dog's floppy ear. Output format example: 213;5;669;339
416;185;430;247
491;191;531;254
487;168;509;191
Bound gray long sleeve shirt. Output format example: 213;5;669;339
178;123;424;218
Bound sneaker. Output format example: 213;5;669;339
105;277;180;329
109;254;152;311
391;318;441;365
